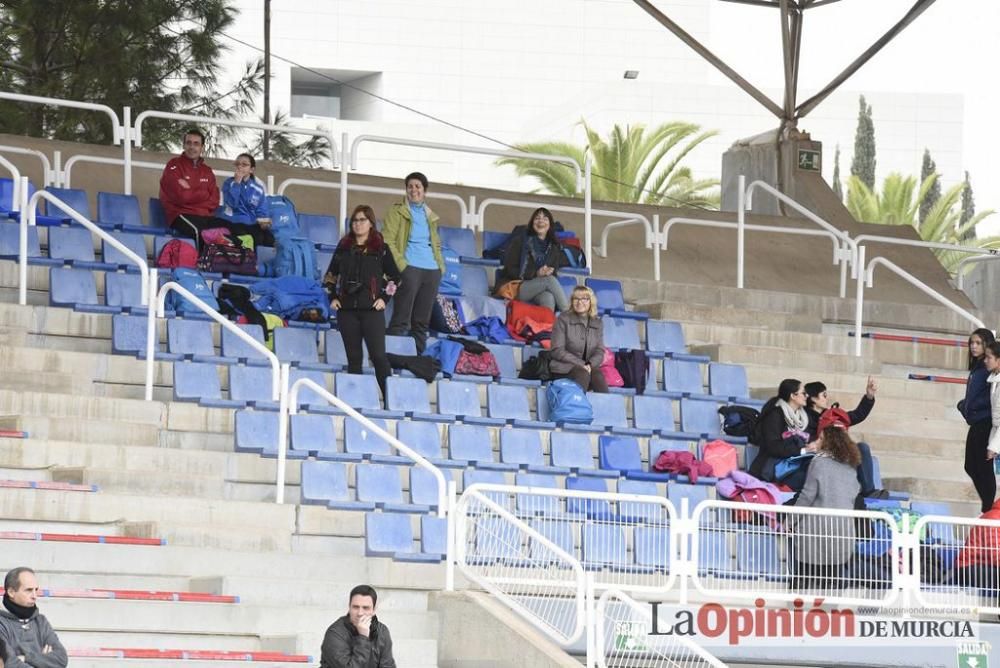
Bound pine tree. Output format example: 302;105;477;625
850;95;876;191
832;144;844;202
919;149;941;225
960;171;977;241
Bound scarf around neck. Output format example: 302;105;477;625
3;594;36;620
777;398;809;432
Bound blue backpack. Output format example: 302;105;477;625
463;316;512;344
265;195;299;236
439;246;462;296
546;379;593;424
252;275;330;321
166;268;218;314
269;234;317;279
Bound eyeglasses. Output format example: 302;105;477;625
352;216;369;223
233;161;252;167
571;297;591;302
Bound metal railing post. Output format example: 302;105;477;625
53;150;62;188
585;573;597;668
17;176;29;306
736;174;745;289
275;363;291;504
145;268;159;401
122;106;132;195
339;131;349;236
652;213;660;282
854;245;866;357
584;155;593;269
445;480;457;592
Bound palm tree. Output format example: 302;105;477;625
496;120;720;208
846;173;997;273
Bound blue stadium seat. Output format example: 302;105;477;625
325;330;368;371
602;316;642;351
420;515;448;559
45;187;91;221
662;359;714;400
0;178;37;215
301;460;373;509
587;393;645;435
696;530;733;576
581;525;628;568
549;432;617;479
50;267;116;312
173;361;221;403
484;343;537;387
599;435;670;482
102;232;147;269
649;438;696;467
334;372;399;417
449;424;515;471
396;421;461;467
221;324;270;365
298;213;339;247
365;513;433;560
460;265;490;297
566;476;613;519
500;429;567;474
459;295;507;323
112;313;167;357
48;225;98;264
635;526;671;570
234;410;279;454
486;385;552;428
585;278;647;320
410;467;447;509
386;376;443;421
289;368;330;408
668;483;711;511
679;399;723;439
708;363;753;402
274;327;331;371
513;472;560;515
645;320;710;362
344;417;403;463
617;480;664;523
439;226;476;257
229;365;278;408
633;395;680;436
736;533;784;580
462;470;510;508
385;334;418;357
357;464;428;512
105;272;144;310
0;221;43;259
97;192;142;229
290;414;338;458
437;380;504;426
557;275;578;303
482;230;509;258
148;198;167;230
167;319;221;360
529;519;575;561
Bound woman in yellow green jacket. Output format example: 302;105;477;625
382;171;445;353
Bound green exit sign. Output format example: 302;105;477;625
798;149;821;172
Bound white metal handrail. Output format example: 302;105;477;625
133;110;340;167
911;514;1000;615
745;179;859;278
284;376;449;515
145;273;281;401
0;91;123;144
350;135;585;192
20;188;150;306
0;146;53;186
0;156;24;216
955;254;1000;290
456;484;587;645
63;155;167;189
854;253;985;356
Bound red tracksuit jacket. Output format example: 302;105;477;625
159;154;220;226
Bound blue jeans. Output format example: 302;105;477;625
856;441;876;495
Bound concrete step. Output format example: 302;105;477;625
61;630;259;652
692;342;881;375
856;433;964;459
0;386;165;426
36;572;191;592
876;452;970;482
192;575;430;610
66;660;318;668
882;476;984;515
10;415;162;448
743;364;965;403
638;301;822;333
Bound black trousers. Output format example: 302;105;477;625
170;214;275;247
337;308;392;400
387;265;441;354
555;365;609;393
964;419;996;513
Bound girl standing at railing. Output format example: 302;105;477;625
958;328;997;513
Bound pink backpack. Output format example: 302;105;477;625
156;239;198;269
702;439;739;478
600;348;624;387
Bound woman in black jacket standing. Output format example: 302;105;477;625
959;327;997;512
324;204;401;401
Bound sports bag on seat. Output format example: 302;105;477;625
546;378;593;424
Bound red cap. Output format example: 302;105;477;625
818;407;851;432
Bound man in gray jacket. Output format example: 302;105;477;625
320;584;395;668
0;567;67;668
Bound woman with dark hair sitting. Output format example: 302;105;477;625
791;406;861;593
804;378;888;499
749;378;813;490
324;204;401;401
494;207;569;312
217;152;275;246
959;327;997;512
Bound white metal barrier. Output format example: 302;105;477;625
955;253;1000;290
0;145;54;186
20;187;150;307
594;588;729;668
0;157;25;217
63;155;167;189
912;514;1000;615
0;91;123;143
144;271;281;402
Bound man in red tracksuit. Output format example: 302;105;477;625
158;128;222;239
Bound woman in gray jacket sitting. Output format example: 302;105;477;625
549;285;608;393
791;406;860;593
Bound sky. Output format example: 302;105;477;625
707;0;1000;233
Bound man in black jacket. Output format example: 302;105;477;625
320;584;395;668
0;567;67;668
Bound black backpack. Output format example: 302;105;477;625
718;404;761;438
518;351;553;382
614;349;649;395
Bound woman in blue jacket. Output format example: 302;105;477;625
960;327;997;512
218;153;274;246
